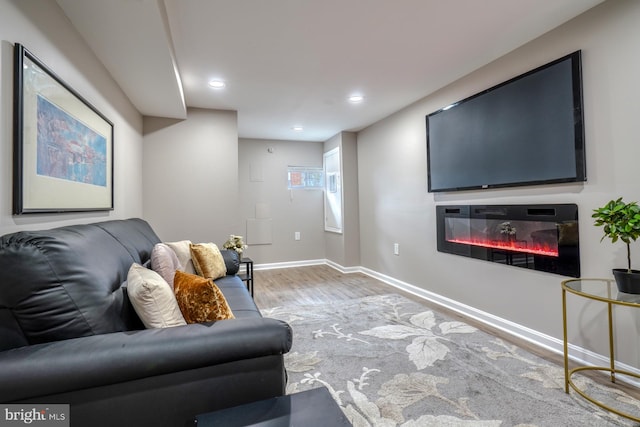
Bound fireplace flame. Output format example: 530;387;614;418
447;238;559;257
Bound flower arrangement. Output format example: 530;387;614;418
223;235;248;256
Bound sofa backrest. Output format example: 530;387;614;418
0;218;160;350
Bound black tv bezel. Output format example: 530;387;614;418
426;50;586;193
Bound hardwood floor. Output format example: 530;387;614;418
253;264;640;400
253;264;555;358
255;265;537;350
253;264;395;308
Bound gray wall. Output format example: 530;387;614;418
357;0;640;367
143;108;239;243
0;0;144;234
238;138;325;264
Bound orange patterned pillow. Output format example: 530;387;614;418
173;270;235;323
190;243;227;280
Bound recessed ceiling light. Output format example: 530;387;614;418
348;95;364;103
292;126;304;132
208;80;226;89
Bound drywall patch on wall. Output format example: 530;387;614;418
247;218;272;245
250;162;264;182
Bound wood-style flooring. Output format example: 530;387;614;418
253;264;558;360
252;264;640;400
253;264;395;308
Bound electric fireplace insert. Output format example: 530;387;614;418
436;204;580;277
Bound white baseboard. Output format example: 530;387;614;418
325;259;361;274
253;259;325;271
254;258;640;387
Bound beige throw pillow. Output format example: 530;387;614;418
127;263;187;328
165;240;196;274
190;243;227;280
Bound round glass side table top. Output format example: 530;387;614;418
562;278;640;306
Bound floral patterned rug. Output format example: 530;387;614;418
262;293;640;427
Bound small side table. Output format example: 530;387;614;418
239;257;254;297
562;278;640;422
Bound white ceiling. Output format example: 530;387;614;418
55;0;604;142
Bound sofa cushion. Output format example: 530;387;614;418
94;219;161;264
0;219;160;344
190;243;227;280
174;271;234;323
127;263;187;328
150;243;181;289
165;240;196;274
215;277;262;319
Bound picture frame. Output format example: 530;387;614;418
13;43;114;214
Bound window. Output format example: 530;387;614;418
323;147;342;233
287;166;323;189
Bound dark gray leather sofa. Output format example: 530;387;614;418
0;218;292;427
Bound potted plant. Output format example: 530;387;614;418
592;197;640;293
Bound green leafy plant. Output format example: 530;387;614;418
592;197;640;272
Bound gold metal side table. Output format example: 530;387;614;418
562;278;640;421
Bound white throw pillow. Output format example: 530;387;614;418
127;263;187;328
165;240;196;274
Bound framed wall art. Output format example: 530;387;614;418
13;43;113;214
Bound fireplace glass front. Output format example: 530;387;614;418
436;204;580;277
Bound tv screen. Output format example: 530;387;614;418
426;51;585;192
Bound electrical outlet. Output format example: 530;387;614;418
394;243;399;255
295;232;301;241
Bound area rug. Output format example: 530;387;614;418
262;294;640;426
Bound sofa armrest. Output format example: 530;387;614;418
221;249;240;275
0;317;292;402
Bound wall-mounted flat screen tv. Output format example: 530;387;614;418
426;51;585;193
